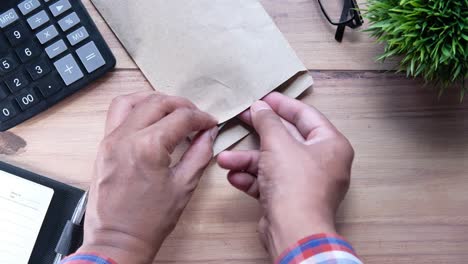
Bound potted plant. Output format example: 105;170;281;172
364;0;467;98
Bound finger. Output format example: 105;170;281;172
105;92;155;135
174;127;218;184
238;109;252;125
122;94;199;132
239;109;304;142
227;171;259;199
217;150;260;175
249;101;293;149
263;92;336;139
144;108;218;153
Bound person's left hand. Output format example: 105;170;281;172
78;92;218;263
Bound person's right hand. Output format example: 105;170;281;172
217;92;354;260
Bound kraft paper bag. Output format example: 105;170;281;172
91;0;314;154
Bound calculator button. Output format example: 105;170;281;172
5;72;30;93
15;89;40;110
58;12;80;32
15;42;41;62
0;56;19;74
45;39;67;59
0;102;17;122
37;74;63;97
26;60;51;80
49;0;72;17
0;84;9;100
27;10;50;30
18;0;41;16
76;41;106;73
36;25;59;44
0;9;19;29
67;27;89;46
0;36;10;52
5;23;29;46
54;54;84;86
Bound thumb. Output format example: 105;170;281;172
250;101;292;149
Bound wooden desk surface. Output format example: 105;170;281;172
2;0;468;263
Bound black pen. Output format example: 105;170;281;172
52;190;89;264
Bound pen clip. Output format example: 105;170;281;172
54;220;84;256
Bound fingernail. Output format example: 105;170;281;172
251;101;271;113
209;127;219;141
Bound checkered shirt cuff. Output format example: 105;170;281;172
60;253;117;264
276;233;363;264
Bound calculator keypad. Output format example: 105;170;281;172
76;41;105;73
0;9;20;28
18;0;41;16
5;72;29;92
26;59;51;80
0;84;9;100
27;10;49;30
67;26;88;46
36;74;62;97
58;12;79;32
0;101;17;121
49;0;72;17
36;24;58;44
0;36;9;51
15;42;41;62
54;53;83;85
15;88;40;110
45;39;66;58
0;55;19;73
0;0;115;130
5;23;28;45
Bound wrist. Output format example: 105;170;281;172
265;213;337;260
79;229;162;264
76;245;145;264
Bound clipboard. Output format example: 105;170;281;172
0;161;85;264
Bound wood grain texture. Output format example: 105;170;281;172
2;1;468;263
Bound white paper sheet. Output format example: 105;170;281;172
0;170;54;264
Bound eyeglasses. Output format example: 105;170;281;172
317;0;364;42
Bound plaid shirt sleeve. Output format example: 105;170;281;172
59;234;361;264
276;233;363;264
60;253;117;264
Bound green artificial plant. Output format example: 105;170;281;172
364;0;468;98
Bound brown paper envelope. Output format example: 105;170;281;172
91;0;313;152
213;71;313;154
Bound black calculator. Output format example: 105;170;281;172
0;0;115;131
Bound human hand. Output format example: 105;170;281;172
78;92;218;263
217;92;354;260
